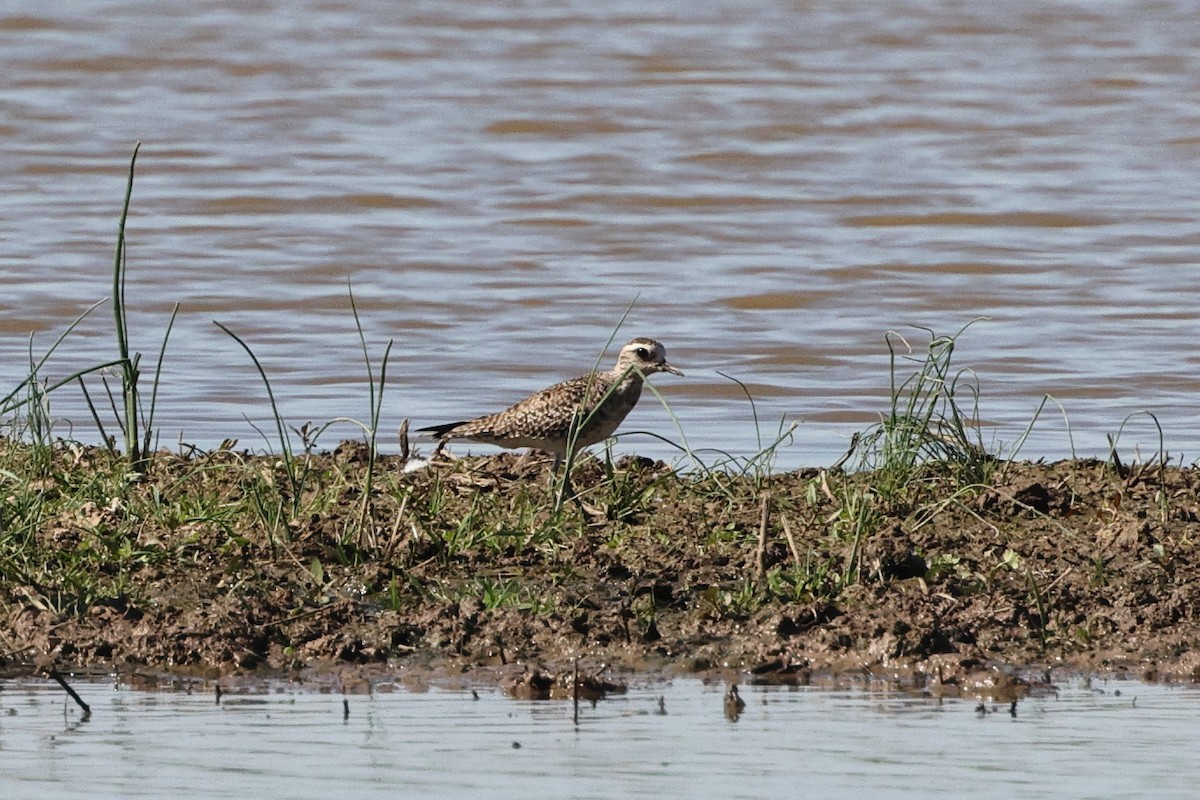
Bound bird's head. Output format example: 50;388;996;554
616;338;683;377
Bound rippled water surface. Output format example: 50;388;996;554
3;1;1200;468
3;676;1199;799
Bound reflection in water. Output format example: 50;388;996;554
1;2;1199;469
2;676;1197;799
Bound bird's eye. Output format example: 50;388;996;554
635;347;651;360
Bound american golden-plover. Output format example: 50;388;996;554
418;337;683;469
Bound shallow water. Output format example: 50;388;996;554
3;675;1198;799
2;2;1200;468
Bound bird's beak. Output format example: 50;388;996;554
659;361;684;377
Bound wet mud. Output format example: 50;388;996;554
5;447;1200;690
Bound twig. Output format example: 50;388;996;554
831;432;860;470
50;669;91;717
1042;566;1075;594
380;492;411;560
756;491;772;579
779;513;802;569
572;658;580;726
819;470;838;503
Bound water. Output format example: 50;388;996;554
2;675;1197;799
2;1;1199;468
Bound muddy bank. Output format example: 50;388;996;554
3;444;1200;688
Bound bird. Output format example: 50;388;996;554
418;337;683;470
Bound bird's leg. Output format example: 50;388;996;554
553;451;601;520
552;450;588;515
551;451;567;506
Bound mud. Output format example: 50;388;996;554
4;447;1200;690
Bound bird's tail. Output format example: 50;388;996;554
415;421;467;439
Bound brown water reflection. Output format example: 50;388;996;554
2;1;1198;468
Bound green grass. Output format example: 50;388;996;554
850;320;996;496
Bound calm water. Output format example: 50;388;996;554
2;2;1200;468
2;675;1198;799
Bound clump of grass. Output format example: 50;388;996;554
1;301;108;469
105;143;179;468
759;322;1002;601
2;144;177;472
214;294;395;553
0;444;168;616
213;321;317;544
343;281;392;548
850;320;995;499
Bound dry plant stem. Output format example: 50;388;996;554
756;491;771;580
377;492;411;561
779;513;802;569
1042;566;1075;595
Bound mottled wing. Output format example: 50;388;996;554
451;373;607;443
